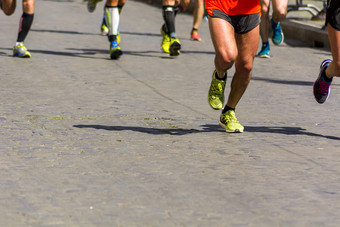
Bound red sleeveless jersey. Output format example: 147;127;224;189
205;0;261;16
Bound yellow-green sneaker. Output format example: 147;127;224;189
219;110;244;133
117;31;120;44
101;24;109;36
169;38;181;56
110;40;122;59
161;27;170;53
13;42;31;58
208;70;226;110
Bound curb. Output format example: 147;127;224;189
281;19;329;49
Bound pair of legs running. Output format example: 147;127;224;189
191;0;204;41
208;12;260;133
257;0;287;58
160;0;184;56
313;0;340;104
160;0;204;56
87;0;125;59
1;0;34;57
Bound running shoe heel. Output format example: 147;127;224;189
169;38;181;56
110;41;122;59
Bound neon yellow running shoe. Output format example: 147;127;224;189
117;31;120;44
208;70;226;110
13;42;31;58
169;38;181;56
101;24;109;36
110;40;122;59
219;110;244;133
161;27;170;53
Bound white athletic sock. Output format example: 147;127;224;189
105;6;119;36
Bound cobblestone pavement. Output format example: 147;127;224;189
1;0;340;226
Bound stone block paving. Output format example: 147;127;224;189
1;0;340;226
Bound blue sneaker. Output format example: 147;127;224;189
257;42;270;58
313;59;333;104
110;40;122;59
271;19;284;45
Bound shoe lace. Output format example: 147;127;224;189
212;80;224;93
222;111;239;123
318;80;330;95
273;26;282;36
192;30;199;37
111;41;119;48
228;111;239;123
16;44;27;51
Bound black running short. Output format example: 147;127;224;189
210;9;260;34
326;0;340;31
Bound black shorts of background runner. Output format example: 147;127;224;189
210;9;260;34
326;0;340;31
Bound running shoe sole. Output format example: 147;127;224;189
219;121;243;133
110;49;123;59
169;41;181;56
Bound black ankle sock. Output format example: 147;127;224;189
174;6;179;16
215;71;227;81
322;67;332;82
108;35;117;42
222;106;235;114
118;4;124;14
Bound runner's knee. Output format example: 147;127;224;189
22;0;34;13
216;52;236;70
2;4;16;15
273;9;286;22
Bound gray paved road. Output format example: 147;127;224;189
1;0;340;226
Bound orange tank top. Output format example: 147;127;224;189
205;0;261;16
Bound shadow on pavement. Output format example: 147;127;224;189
0;47;109;59
31;28;98;36
121;31;161;37
73;124;224;135
73;124;340;140
252;76;314;86
245;126;340;141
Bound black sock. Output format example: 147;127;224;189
108;35;117;42
174;6;179;16
215;71;227;81
118;4;124;14
222;106;235;114
322;67;332;83
162;6;176;38
17;13;34;42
